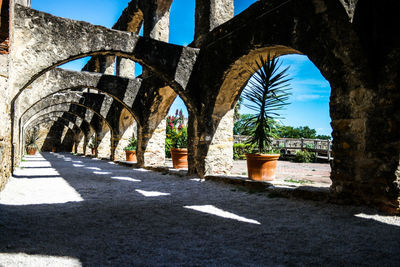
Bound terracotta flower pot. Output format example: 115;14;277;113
27;148;37;155
170;148;188;169
51;147;56;152
245;153;280;181
91;148;96;155
125;150;137;162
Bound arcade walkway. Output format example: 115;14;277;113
0;153;399;266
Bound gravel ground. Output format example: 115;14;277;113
0;152;399;266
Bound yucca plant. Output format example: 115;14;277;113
25;128;40;150
242;54;292;153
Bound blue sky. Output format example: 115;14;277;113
31;0;332;136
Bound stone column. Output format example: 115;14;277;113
187;108;233;177
133;0;173;167
194;0;234;43
77;134;86;154
143;0;172;42
137;119;166;167
101;56;116;75
116;58;135;79
115;121;137;161
204;109;234;175
97;129;112;159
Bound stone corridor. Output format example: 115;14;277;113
0;153;399;266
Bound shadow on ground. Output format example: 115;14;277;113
0;153;399;266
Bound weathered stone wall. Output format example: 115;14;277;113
204;109;234;175
0;53;10;190
115;109;137;161
97;124;112;159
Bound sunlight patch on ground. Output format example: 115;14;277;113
72;161;83;163
111;176;141;182
108;161;116;165
73;164;85;167
86;167;101;170
190;178;205;182
93;171;112;175
19;161;52;168
135;189;170;197
15;167;59;177
91;158;100;160
354;213;400;226
184;205;261;225
135;168;150;172
0;253;82;267
0;177;83;205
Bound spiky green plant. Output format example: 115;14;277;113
25;128;40;150
242;54;292;153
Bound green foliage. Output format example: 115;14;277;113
293;150;318;163
284;179;314;184
315;134;331;140
235;114;332;140
233;143;253;160
241;54;292;153
165;109;188;157
25;128;40;149
124;137;137;151
88;136;97;149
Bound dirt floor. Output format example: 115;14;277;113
231;160;332;186
0;153;399;266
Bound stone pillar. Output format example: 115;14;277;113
194;0;234;43
143;0;172;42
97;129;112;159
329;79;400;213
77;134;86;154
204;109;233;175
116;58;135;79
137;119;166;167
101;56;116;75
115;121;137;161
187;108;233;177
14;0;31;7
142;0;172;77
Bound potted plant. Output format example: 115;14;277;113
26;128;40;155
124;137;137;162
166;109;188;169
88;136;97;155
242;54;292;181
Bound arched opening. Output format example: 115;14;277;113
165;97;189;167
233;54;332;185
115;108;137;162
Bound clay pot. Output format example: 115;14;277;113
170;148;188;169
27;148;37;155
125;150;137;162
245;153;280;181
91;148;96;155
51;147;56;152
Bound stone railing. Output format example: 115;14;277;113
233;135;332;160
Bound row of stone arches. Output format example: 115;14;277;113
3;0;399;212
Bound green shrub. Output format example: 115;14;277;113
233;143;253;160
293;150;317;163
124;137;137;151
